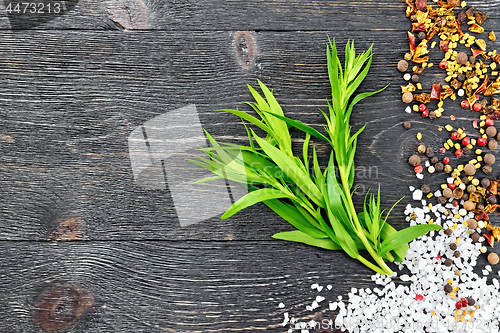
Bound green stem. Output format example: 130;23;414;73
356;255;386;275
339;167;393;275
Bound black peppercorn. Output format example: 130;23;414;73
450;243;457;250
467;297;475;306
418;32;426;40
463;147;471;155
437;196;447;204
471;232;480;242
444;228;453;236
444;284;453;293
435;162;444;172
412;74;419;82
487;195;498;204
481;178;491;187
457;73;466;82
444;258;453;266
469;56;476;64
426;147;434;157
421;184;431;194
431;156;439;164
453;251;461;258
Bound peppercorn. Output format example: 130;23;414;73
474;103;483;112
444;209;451;216
497;132;500;141
462;137;471;146
450;243;457;251
453;188;464;199
466;297;475;306
468;219;478;229
417;144;426;154
443;188;453;199
481;99;488;107
425;147;434;158
483;165;492;174
414;164;423;173
481;178;491;187
453;251;461;258
444;228;453;236
421;109;429;118
489;140;498;150
409;154;421;167
486;118;494;126
477;137;487;146
398;59;409;72
409;212;417;220
464;163;476;176
487;195;498;204
444;164;453;173
486;126;497;137
443;284;452;293
463;200;475;211
469;56;476;64
457;73;466;82
417;32;426;40
455;270;461;276
412;74;419;82
403;121;411;129
462;177;469;185
444;258;453;266
429;111;436;119
421;184;431;194
457;52;468;65
477;203;485;210
471;232;480;242
435;162;444;172
402;92;413;103
462;193;469;201
463;147;471;155
443;156;450;164
484;153;496;165
488;252;499;265
430;156;438;164
467;185;476;193
437;196;447;204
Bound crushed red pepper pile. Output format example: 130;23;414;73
401;0;500;322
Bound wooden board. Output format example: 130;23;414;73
1;0;500;331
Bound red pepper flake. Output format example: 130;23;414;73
475;211;489;222
439;40;449;52
408;32;416;57
435;254;442;260
484;233;495;248
473;120;478;128
471;48;484;58
412;23;427;33
455;149;463;158
440;147;446;153
415;294;424;301
450;115;456;121
485;118;494;126
430;83;441;100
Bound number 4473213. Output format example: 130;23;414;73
5;2;62;14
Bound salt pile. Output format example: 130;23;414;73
282;190;500;333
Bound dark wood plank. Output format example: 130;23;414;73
0;240;380;332
1;30;499;240
0;0;496;30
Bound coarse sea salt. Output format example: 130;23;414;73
284;197;500;333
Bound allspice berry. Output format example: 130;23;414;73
482;178;491;187
467;219;478;229
450;243;457;250
402;92;413;103
486;126;497;137
403;121;411;129
437;196;447;204
496;131;500;141
412;74;419;82
443;188;453;198
409;154;421;166
398;59;409;72
435;162;444;172
453;251;461;258
453;188;464;199
471;232;480;242
488;140;498;150
444;228;453;236
421;184;431;194
488;252;499;265
483;165;493;174
484;153;496;165
426;147;434;157
463;200;475;211
467;297;475;306
444;284;453;293
444;258;453;266
456;52;468;65
464;163;476;175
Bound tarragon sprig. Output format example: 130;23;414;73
191;39;442;275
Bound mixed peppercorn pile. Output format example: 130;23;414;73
401;0;500;323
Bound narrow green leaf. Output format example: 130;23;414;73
221;188;292;219
217;109;272;136
272;230;342;250
253;132;325;208
264;199;327;239
325;203;359;259
262;111;331;144
379;224;443;256
302;133;311;172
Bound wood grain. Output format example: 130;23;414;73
0;240;381;332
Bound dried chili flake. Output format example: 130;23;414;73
487;224;500;241
488;179;498;195
450;78;462;90
430;83;442;100
447;0;459;7
465;7;474;17
413;42;429;60
453;17;464;37
439;40;449;52
414;294;424;301
441;88;454;100
491;110;500;120
470;49;484;59
414;93;431;103
491;53;500;65
426;21;440;40
483;233;495;248
474;11;488;25
475;75;489;95
469;24;485;34
408;32;416;57
484;78;500;96
406;0;417;17
475;211;489;222
412;23;427;33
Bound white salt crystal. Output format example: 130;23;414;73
327;285;332;290
329;302;338;311
416;173;424;179
310;283;318;289
278;303;285;308
315;296;325;303
409;186;415;191
405;106;411;113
